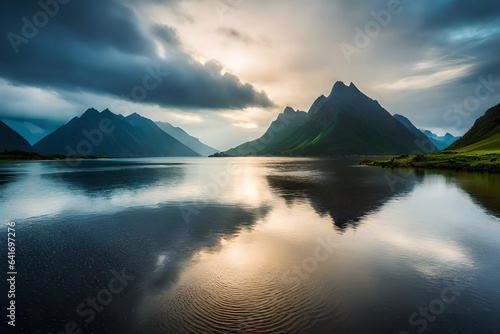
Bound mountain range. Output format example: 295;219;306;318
2;82;499;159
33;108;200;157
421;130;460;151
226;82;438;156
392;114;460;150
155;122;218;156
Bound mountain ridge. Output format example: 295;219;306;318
226;81;438;156
33;108;199;157
421;130;460;151
155;122;218;156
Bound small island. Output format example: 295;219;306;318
208;152;231;158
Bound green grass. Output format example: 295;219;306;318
452;132;500;154
361;151;500;173
361;129;500;172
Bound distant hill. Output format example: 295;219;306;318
421;130;460;151
226;81;437;156
0;120;32;152
33;108;199;157
447;103;500;152
156;122;218;156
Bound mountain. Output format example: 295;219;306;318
421;130;460;151
226;81;437;156
447;103;500;152
0;120;32;152
393;114;438;149
155;122;218;156
226;106;309;156
1;119;50;145
34;108;199;157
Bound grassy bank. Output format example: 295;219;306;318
360;151;500;173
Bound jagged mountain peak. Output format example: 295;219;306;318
331;81;348;91
33;108;199;157
81;107;100;117
127;112;143;119
330;81;357;93
225;79;438;156
328;81;371;104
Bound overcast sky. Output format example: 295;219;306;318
1;0;500;149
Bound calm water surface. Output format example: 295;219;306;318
0;157;499;333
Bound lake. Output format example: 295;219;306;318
1;157;499;333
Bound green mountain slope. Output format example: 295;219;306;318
453;132;500;153
448;103;500;152
225;107;309;156
226;81;437;156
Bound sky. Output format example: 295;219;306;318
1;0;500;150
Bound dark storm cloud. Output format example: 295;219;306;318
404;0;500;81
152;25;181;46
420;0;500;29
0;0;273;109
404;1;500;94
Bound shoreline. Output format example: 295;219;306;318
360;152;500;173
0;150;110;161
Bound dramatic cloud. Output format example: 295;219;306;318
1;0;499;149
0;0;273;110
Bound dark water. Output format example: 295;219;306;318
0;157;499;334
